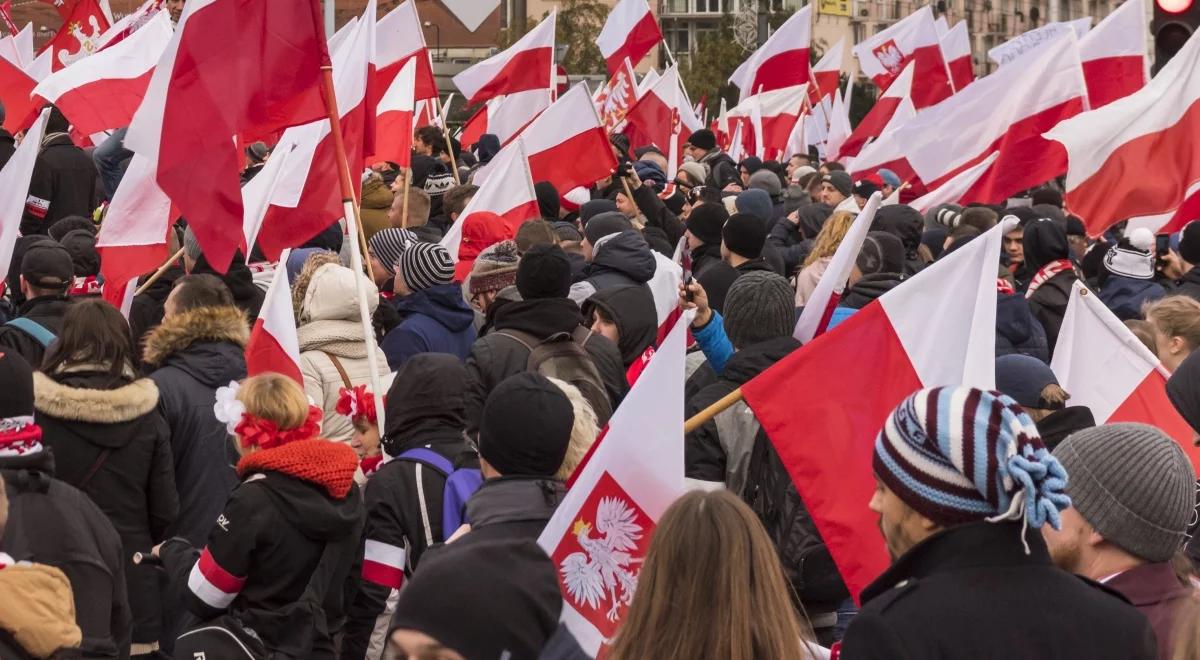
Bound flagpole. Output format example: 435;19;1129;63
684;387;743;433
433;94;462;184
400;168;411;228
133;246;186;296
660;39;693;109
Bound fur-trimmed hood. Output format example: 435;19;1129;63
142;305;249;367
34;371;159;424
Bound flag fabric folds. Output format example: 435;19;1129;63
452;10;555;107
596;0;661;75
729;6;811;102
853;6;951;108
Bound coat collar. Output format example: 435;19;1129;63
33;372;158;423
142;305;248;366
466;477;565;530
1105;562;1194;607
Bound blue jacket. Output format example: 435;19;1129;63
1098;275;1166;321
382;283;476;370
995;293;1050;363
692;310;734;375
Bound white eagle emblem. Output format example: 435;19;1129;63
872;39;907;76
57;15;104;68
559;496;645;621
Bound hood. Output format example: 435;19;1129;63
871;205;924;256
394;283;476;333
587;230;656;284
143;305;248;367
361;175;394;210
192;254;264;310
1168;351;1200;434
492;298;584;338
1036;406;1096;450
721;336;801;385
797;203;832;240
161;341;248;389
237;439;363;540
34;372;160;449
383;353;469;453
842;273;903;309
0;564;82;658
301;263;380;323
995;292;1039;345
1022;218;1070;272
581;285;657;367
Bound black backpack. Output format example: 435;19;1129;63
495;327;614;425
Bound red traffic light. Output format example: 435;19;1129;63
1158;0;1193;13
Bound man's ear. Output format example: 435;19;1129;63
1171;335;1188;356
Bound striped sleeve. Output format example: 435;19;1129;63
184;485;259;618
187;547;246;610
362;539;406;589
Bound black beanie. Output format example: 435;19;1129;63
516;243;572;299
687;128;716;151
856;231;906;275
686;203;729;246
47;215;95;241
479;373;575;477
580;199;618;224
1181;222;1200;265
1031;187;1064;208
534;181;560;220
583;211;632;245
0;351;34;420
59;229;100;277
722;212;767;259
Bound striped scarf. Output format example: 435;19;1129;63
1025;259;1074;299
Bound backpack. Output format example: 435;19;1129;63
495;327;614;425
395;447;483;538
4;318;55;347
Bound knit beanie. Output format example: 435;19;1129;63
877;168;901;189
687;128;716;151
1104;228;1155;279
399;241;454;291
722;212;767;259
479;373;574;477
735;188;774;223
739;156;763;175
468;240;520;295
824;171;853;197
47;215;95;242
686;203;729;246
723;271;794;348
874;386;1070;529
584;212;633;245
855;231;905;276
747;170;782;199
59;229;100;277
0;351;42;457
580;199;618;224
679;161;707;185
516;244;572;299
995;354;1060;410
535;181;561;220
1180;221;1200;265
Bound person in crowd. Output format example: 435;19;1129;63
685;204;740;313
826;232;908;330
181;227;265;318
366;227;416;292
581;284;657;378
1022;218;1079;353
463;244;625;432
1165;222;1200;302
683;129;739;190
721;212;775;277
359;171;395;241
239;141;268;184
747;169;785;218
877;168;901;199
157;374;363;660
818;171;852;209
47;215;95;241
614;162;685;254
769;203;829;278
840;386;1157;658
381;242;476;370
994;354;1094;448
128;229;186;349
292;255;390;443
608;490;829;660
547;377;599;482
0;350;132;658
871;204;926;275
1127;318;1161;355
1003;215;1027;274
0;102;13;170
388;185;432;233
796;210;856;306
568;212;656;305
1144;295;1200;372
1066;215;1090;262
996;272;1051;363
466;240;520;318
22;107;98;236
342;354;478;660
677;161;706;193
1043;423;1195;660
0;241;73;366
423;166;455;233
738;156;764;187
0;525;84;659
852;174;881;208
1099;228;1167;321
141;275;245;546
453;211;509;282
535;180;562;224
33;299;176;656
58;227;100;292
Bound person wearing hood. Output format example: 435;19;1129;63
738;156;764;187
60;228;102;297
769;202;828;278
157;374;364;660
994;354;1094;449
734;189;787;275
0;544;84;659
182;226;265;318
535;180;562;224
686;204;741;313
22;107;98;236
1099;228;1167;321
568;212;657;305
1022;218;1079;353
684;129;740;190
582;284;657;382
995;276;1051;364
871;204;926;275
452;211;508;284
34;299;177;655
1169;222;1200;303
359;171;395;241
342;355;479;660
381;242;476;370
473;133;501;167
0;102;13;170
826;232;908;331
0;242;73;367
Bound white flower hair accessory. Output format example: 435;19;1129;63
213;381;246;436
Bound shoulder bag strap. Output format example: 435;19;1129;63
5;317;56;347
323;352;352;389
492;330;537;352
74;448;112;490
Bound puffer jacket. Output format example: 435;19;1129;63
0;561;82;659
34;368;177;647
996;292;1050;363
567;230;657;305
1099;275;1166;321
380;283;476;371
360;175;394;241
298;264;391;442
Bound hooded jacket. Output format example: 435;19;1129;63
1099;275;1166;321
1022;219;1078;352
144;305;248;546
0;562;82;659
380;283;476;371
568;230;657;305
690;242;740;314
359;175;394;241
699;149;739;190
298;264;391;442
21;132;99;236
581;285;657;368
34;368;177;645
996;292;1050;363
871;205;926;275
0;294;72;368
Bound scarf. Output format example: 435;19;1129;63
237;439;360;499
0;416;43;457
1025;259;1074;299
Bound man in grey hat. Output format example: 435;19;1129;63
1043;423;1196;658
819;171;852;208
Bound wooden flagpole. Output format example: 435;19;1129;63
133;247;186;296
433;95;462;184
400;167;412;228
684;387;744;433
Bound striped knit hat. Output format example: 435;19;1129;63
399;242;455;291
368;228;417;275
874;387;1071;530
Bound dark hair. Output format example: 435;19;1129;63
42;298;135;385
414;126;445;155
171;274;235;313
688;185;722;207
822;161;846;172
443;184;479;220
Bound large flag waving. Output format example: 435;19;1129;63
730;6;811;102
940;20;974;92
452;10;555;107
853;6;952;108
810;36;844;104
0;52;41;132
97;154;175;308
374;58;417;167
742;220;1003;600
522;83;619;195
376;0;438;100
596;0;661;75
246;251;304;384
1077;0;1147;109
833;61;914;161
459;89;551;148
726;85;808;162
623;64;700;161
440;140;539;262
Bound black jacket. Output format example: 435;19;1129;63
690;243;740;313
1;448;133;659
34;369;177;645
840;521;1158;659
841;272;904;309
569;230;657;304
21;132;99;235
996;292;1050;363
0;294;71;367
462;477;566;543
631;183;685;249
464;298;627;434
1027;269;1077;355
1174;267;1200;303
1036;405;1096;450
129;264;184;351
700;150;739;190
766;215;814;277
581;285;657;368
143;306;248;546
0;128;14;171
190;254;266;319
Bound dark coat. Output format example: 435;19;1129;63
842;273;904;310
1036;405;1096;450
1173;268;1200;303
0;128;14;171
690;243;740;314
462;477;566;544
143;305;248;546
34;369;177;645
1026;269;1077;354
699;149;739;190
190;254;266;319
381;283;476;370
1108;562;1195;660
1099;275;1166;321
129;265;184;351
21;132;99;236
1;448;133;659
0;294;71;368
766;215;814;277
996;292;1050;363
840;521;1158;659
581;285;657;368
632;183;685;248
569;230;657;304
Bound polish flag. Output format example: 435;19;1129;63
897;32;1086;205
730;5;811;102
32;11;172;137
784;108;808;162
0;54;40;132
452;10;555;107
940;20;974;92
935;14;949;36
824;82;853;163
623;64;701;164
0;108;47;280
465;89;551;148
742;220;1002;600
241;142;297;256
1077;0;1148;110
726;85;807;161
440;139;539;262
522;83;619;195
0;22;33;68
596;57;638;132
637;67;659;97
376;0;438;101
94;0;162;51
907;152;999;213
727;121;745;162
794;192;882;343
97;153;175;308
853;6;952;108
1044;30;1200;237
39;0;112;72
124;0;330;273
246;249;304;384
809;36;844;105
1051;282;1198;467
539;310;691;656
833;61;913;161
596;0;661;75
844;96;917;181
374;57;416;168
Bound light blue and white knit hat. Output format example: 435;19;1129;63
873;386;1071;530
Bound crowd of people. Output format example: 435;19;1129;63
2;93;1200;660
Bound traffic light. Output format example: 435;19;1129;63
1154;0;1200;73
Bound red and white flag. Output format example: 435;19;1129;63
440;139;539;261
458;89;550;148
452;10;555;107
824;81;853;163
596;57;638;132
1077;0;1147;110
809;36;844;105
0;108;48;280
727;84;808;161
522;83;619;195
124;0;330;273
897;32;1086;204
376;0;438;101
246;249;304;384
373;57;416;168
0;22;33;68
1044;30;1200;237
742;220;1002;600
94;0;162;51
623;64;700;165
39;0;112;72
784;108;808;162
940;20;974;92
97;153;174;308
833;61;913;161
596;0;661;75
907;152;999;213
0;53;40;132
845;96;919;191
32;11;172;137
730;5;811;102
1051;282;1199;468
539;309;691;655
853;6;952;108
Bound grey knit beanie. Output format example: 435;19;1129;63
723;271;794;349
1054;423;1196;562
183;226;202;262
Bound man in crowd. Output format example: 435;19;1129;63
22;107;98;236
0;242;74;366
683;129;739;191
819;171;852;208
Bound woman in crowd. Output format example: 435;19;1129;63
1144;295;1200;372
795;210;855;306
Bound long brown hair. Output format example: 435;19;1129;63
607;490;817;660
41;298;134;385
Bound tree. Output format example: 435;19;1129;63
501;0;609;76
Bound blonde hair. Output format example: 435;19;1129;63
802;210;856;268
1144;295;1200;350
547;377;600;481
1124;319;1159;356
237;374;310;431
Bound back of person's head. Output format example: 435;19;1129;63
871;204;924;260
0;351;35;432
383;353;468;454
58;229;99;277
1125;319;1160;355
20;242;73;296
608;490;812;660
1021;217;1070;271
479;373;574;478
368;228;417;276
46;105;68;134
398;242;454;293
297;262;380;323
516;244;572;300
722;213;768;259
168;274;235;314
723;271;794;349
994;354;1069;421
856;231;906;276
41;298;134;383
515;220;560;254
804;210;856;267
1179;222;1200;266
822;161;845;172
684;203;729;246
392;187;432;228
442;184;479;221
534;181;560;220
1144;295;1200;356
1168;348;1200;434
547;377;600;481
47;215;95;242
960;207;998;233
230;373;322;452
